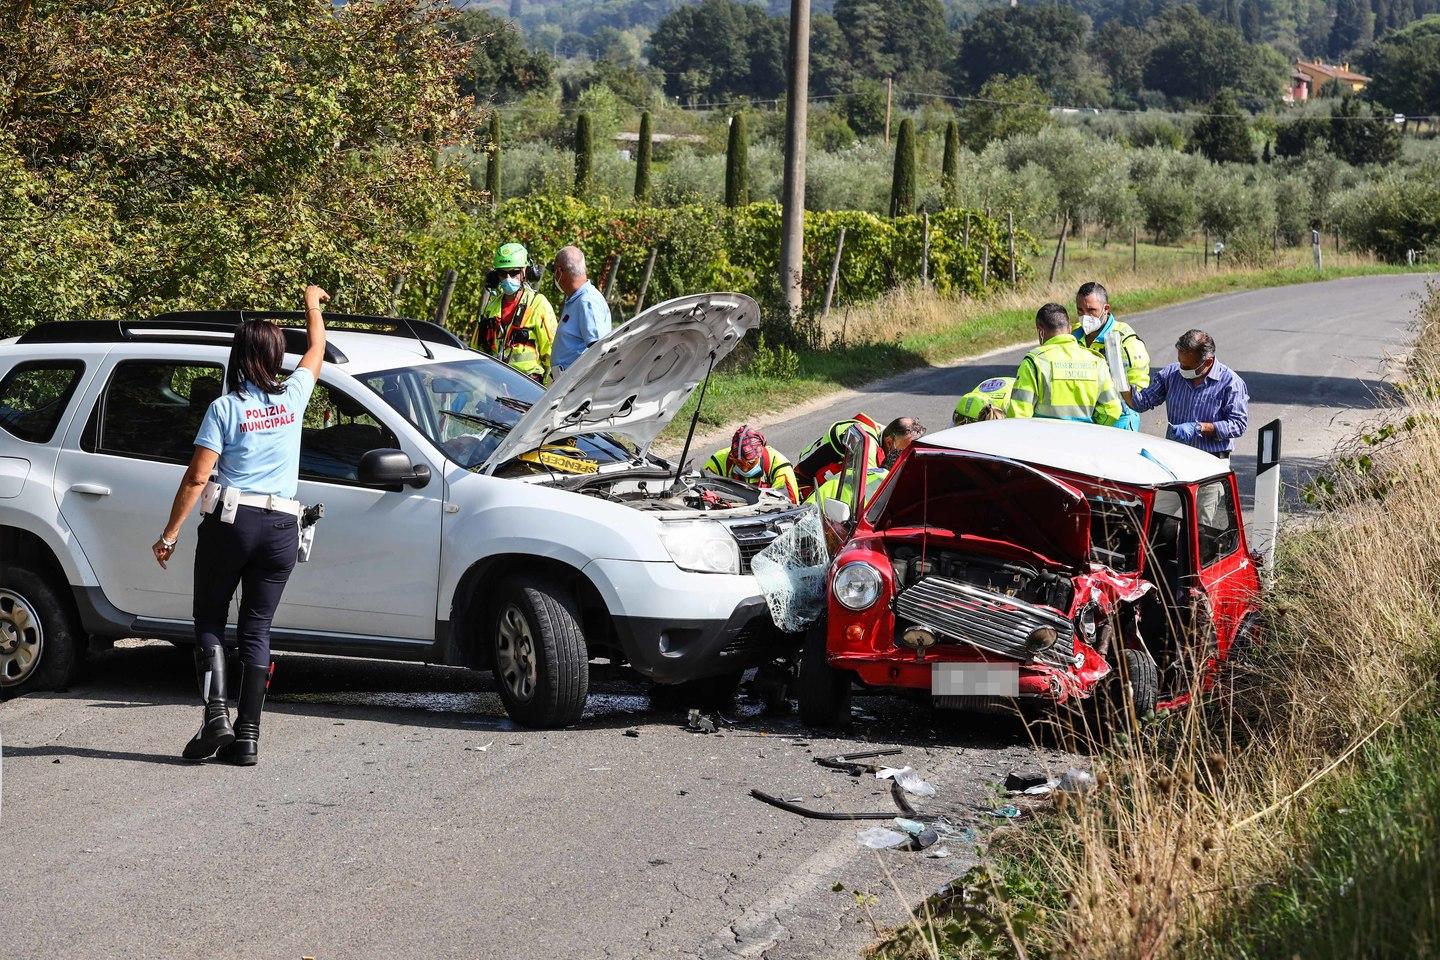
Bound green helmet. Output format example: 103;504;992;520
492;242;529;270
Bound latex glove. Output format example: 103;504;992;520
1167;422;1200;442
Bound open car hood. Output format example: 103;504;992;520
867;445;1092;569
480;293;760;474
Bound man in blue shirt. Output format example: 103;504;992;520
1124;329;1249;458
551;245;612;372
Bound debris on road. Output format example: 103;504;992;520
876;766;937;798
857;827;910;850
814;747;902;776
750;789;903;821
1057;768;1097;794
988;804;1022;819
924;846;952;859
623;728;640;738
686;709;718;734
1004;768;1049;792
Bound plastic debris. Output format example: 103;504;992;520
1023;780;1059;796
893;817;927;836
623;729;640;738
924;846;952;859
876;766;937;798
913;827;940;850
1004;769;1049;792
750;508;830;631
988;804;1022;819
686;709;717;734
857;827;910;850
1057;768;1097;794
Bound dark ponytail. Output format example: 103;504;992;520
227;319;286;397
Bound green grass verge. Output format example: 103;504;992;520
658;262;1421;444
1189;713;1440;960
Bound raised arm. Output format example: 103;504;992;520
298;284;329;380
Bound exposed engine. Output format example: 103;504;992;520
888;545;1073;612
569;469;793;513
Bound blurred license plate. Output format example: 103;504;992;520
932;663;1019;696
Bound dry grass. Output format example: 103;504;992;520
1018;280;1440;959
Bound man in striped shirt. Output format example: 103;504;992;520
1123;329;1249;458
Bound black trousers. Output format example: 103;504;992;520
193;505;299;667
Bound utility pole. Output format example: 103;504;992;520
883;76;893;146
779;0;811;317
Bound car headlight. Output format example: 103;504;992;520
658;520;741;575
833;561;883;611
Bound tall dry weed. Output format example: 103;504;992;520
1024;282;1440;960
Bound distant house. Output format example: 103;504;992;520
1286;60;1371;103
612;130;705;161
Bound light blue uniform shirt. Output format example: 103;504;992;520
194;368;315;498
553;280;612;372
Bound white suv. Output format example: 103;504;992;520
0;293;808;726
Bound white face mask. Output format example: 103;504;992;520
1178;358;1211;380
1080;313;1108;336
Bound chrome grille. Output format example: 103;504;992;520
893;576;1074;668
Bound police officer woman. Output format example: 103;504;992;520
152;284;328;766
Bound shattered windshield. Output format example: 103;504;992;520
360;356;635;474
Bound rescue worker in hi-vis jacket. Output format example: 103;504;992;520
470;242;557;383
953;377;1014;425
704;425;800;503
1007;303;1123;426
1072;280;1150;431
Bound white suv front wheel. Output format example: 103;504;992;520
0;567;81;697
488;576;589;728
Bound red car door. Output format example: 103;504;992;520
1192;474;1261;662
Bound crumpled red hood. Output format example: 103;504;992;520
866;446;1092;569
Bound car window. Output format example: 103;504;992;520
1196;478;1241;566
91;361;224;463
362;356;635;475
838;425;870;516
0;361;85;443
1145;487;1189;584
300;381;399;484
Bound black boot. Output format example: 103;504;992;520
182;646;234;760
217;662;269;767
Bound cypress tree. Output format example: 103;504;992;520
889;118;917;218
941;120;961;208
724;113;749;208
485;110;501;209
573;112;593;199
634;110;653;203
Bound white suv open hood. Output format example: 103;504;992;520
480;292;761;474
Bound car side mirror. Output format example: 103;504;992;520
358;449;431;489
821;498;851;525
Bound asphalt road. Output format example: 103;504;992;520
1;273;1433;960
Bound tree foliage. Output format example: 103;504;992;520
1362;15;1440;117
942;121;961;209
446;9;554;104
486;111;503;208
1190;91;1254;164
574;112;594;197
0;0;475;337
953;6;1089;98
725;113;749;208
889;118;917;218
833;0;949;86
634;110;653;202
646;0;786;103
957;76;1053;149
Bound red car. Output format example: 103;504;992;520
797;418;1264;728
